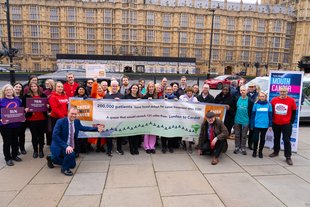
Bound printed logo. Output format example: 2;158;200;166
275;103;288;115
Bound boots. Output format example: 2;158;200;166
258;149;263;158
39;146;44;158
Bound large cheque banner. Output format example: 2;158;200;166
69;98;226;138
266;70;304;152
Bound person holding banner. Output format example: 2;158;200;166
125;84;141;155
198;111;229;165
0;84;23;166
269;86;297;166
46;107;104;176
250;92;273;158
233;86;253;155
142;81;158;154
13;82;27;155
104;80;124;156
179;86;199;154
23;82;48;159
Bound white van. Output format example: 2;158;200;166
245;75;310;122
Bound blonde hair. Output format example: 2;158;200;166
45;79;56;91
1;84;16;98
55;81;65;94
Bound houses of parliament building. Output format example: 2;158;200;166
0;0;309;75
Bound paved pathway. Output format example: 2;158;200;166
1;127;310;207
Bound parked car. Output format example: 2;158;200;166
245;75;310;122
204;75;246;89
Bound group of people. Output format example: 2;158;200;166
0;73;297;176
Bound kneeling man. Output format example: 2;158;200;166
198;111;229;165
46;107;104;176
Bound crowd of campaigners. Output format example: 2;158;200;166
0;72;297;173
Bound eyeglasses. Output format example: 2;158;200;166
87;82;93;84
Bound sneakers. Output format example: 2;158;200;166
116;150;124;155
286;158;293;165
46;155;54;168
241;150;247;155
61;169;73;176
13;156;22;162
233;148;239;154
269;152;279;158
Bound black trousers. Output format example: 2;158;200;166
248;129;254;148
28;120;46;152
17;122;27;151
128;135;140;152
106;137;123;153
161;137;176;149
272;124;292;158
202;139;224;158
0;126;19;161
253;128;268;152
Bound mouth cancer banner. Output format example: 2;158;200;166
266;70;304;152
69;98;226;138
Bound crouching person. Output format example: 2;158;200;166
198;111;229;165
46;107;104;176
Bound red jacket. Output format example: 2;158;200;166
63;82;79;97
49;91;68;118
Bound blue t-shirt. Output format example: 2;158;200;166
235;97;249;125
253;102;272;128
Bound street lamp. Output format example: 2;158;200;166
208;8;216;74
177;30;180;74
4;0;16;84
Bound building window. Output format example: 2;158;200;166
242;35;251;46
50;7;59;21
180;13;188;27
146;47;153;56
131;30;137;41
85;9;95;23
180;32;187;43
67;7;76;22
226;35;235;45
34;63;41;71
51;44;60;56
285;39;291;49
213;33;220;45
122;10;129;24
163;48;170;57
283;53;289;63
256;36;264;47
195;33;203;44
68;44;76;54
122;29;129;40
30;25;40;37
29;6;39;20
12;25;22;37
195;49;203;59
163;32;171;43
13;42;23;54
180;47;187;57
11;6;22;20
227;18;235;31
104;9;112;23
226;51;233;61
255;52;262;62
270;52;279;63
214;16;220;29
67;27;76;39
50;27;59;39
272;37;280;48
31;42;40;54
146;11;155;26
274;20;282;33
243;18;252;31
257;20;265;32
163;13;171;27
212;49;219;60
195;15;204;28
146;30;155;42
104;45;112;55
87;45;96;54
286;23;293;35
104;28;112;40
241;50;249;61
87;28;96;40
